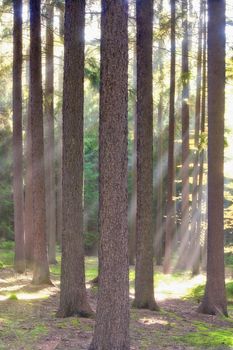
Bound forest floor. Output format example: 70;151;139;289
0;244;233;349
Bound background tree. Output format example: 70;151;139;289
57;0;92;318
44;0;56;264
133;0;159;311
163;0;176;274
89;0;129;348
13;0;25;273
198;0;227;316
178;0;190;269
30;0;51;285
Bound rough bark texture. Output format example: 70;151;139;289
163;0;176;274
129;20;137;267
30;0;51;285
44;0;56;264
178;0;190;270
89;0;129;349
57;0;92;318
13;0;25;274
133;0;159;311
198;0;227;316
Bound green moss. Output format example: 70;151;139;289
175;328;233;348
29;324;48;339
8;293;18;300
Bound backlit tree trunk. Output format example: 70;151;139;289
30;0;51;285
133;0;159;311
89;0;129;348
13;0;25;273
57;0;92;318
163;0;176;274
198;0;227;316
44;0;56;264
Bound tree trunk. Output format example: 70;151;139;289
190;0;203;274
177;0;190;270
30;0;51;285
44;0;56;264
133;0;159;311
155;0;164;266
89;1;129;349
198;0;227;316
13;0;25;273
57;0;92;318
163;0;176;274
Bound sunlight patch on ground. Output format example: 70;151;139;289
155;274;206;301
139;317;169;326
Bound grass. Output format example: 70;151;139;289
1;241;233;349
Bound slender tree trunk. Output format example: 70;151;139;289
196;3;207;272
13;0;25;273
24;45;34;268
30;0;51;285
190;0;203;274
44;0;56;264
163;0;176;274
155;0;164;266
89;1;129;348
57;0;92;318
177;0;190;270
198;0;227;316
133;0;159;311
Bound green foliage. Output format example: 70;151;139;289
174;323;233;348
185;281;233;303
85;55;100;90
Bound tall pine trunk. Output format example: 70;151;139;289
89;0;129;348
30;0;51;285
163;0;176;274
178;0;190;270
133;0;159;311
57;0;92;318
13;0;25;273
198;0;227;316
44;0;56;264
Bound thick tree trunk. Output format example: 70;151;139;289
198;0;227;316
30;0;51;285
44;0;56;264
163;0;176;274
13;0;25;274
89;1;129;349
133;0;159;311
57;0;92;318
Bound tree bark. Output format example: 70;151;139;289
57;0;92;318
198;0;227;316
177;0;190;270
30;0;51;285
13;0;25;274
44;0;56;264
133;0;159;311
163;0;176;274
190;0;203;274
89;0;129;348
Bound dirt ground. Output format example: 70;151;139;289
0;267;233;350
